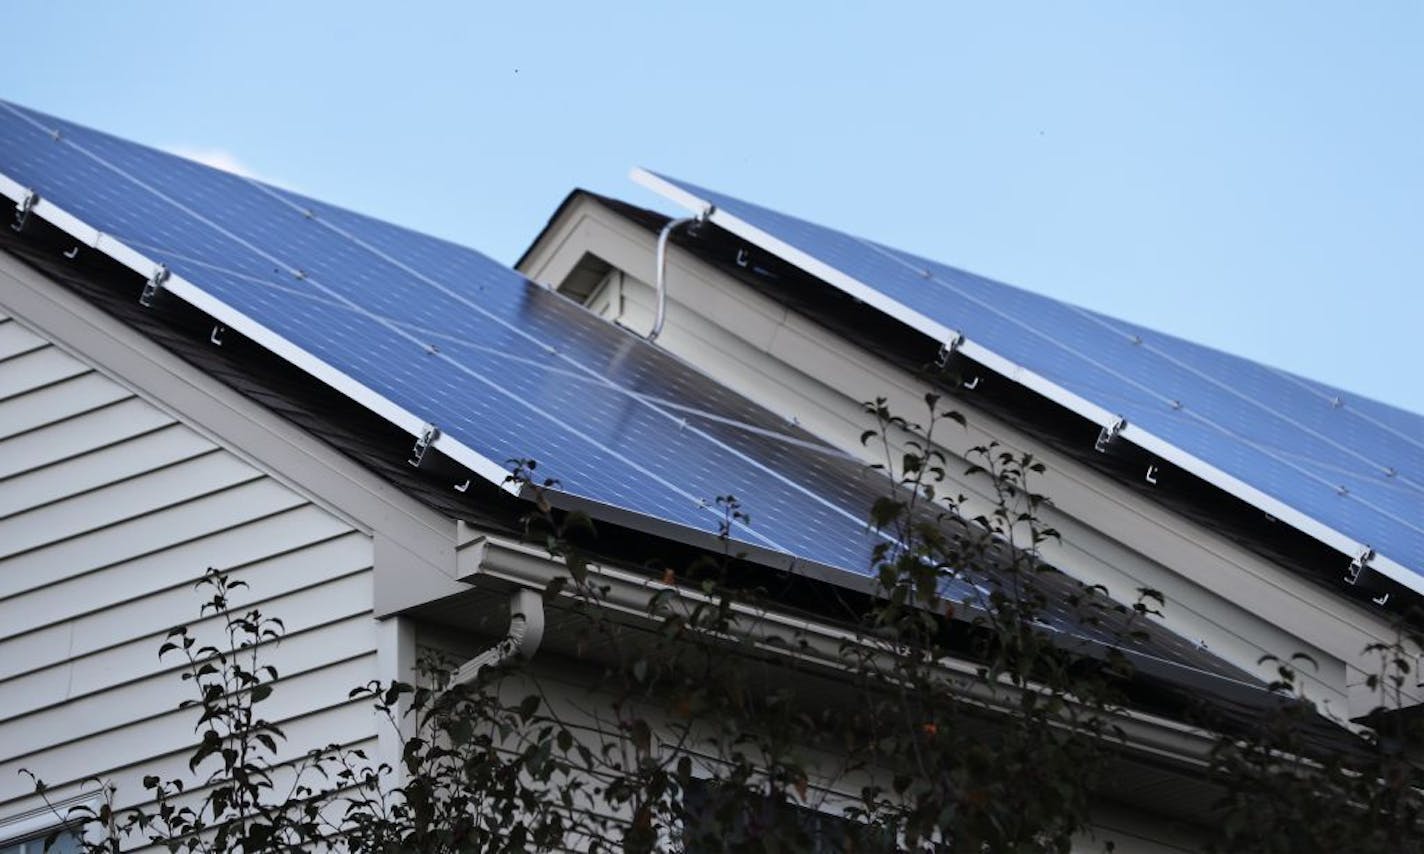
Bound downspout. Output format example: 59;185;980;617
448;588;545;688
648;206;712;343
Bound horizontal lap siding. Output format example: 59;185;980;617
0;345;90;401
0;372;135;440
0;396;171;476
0;324;381;821
0;320;47;362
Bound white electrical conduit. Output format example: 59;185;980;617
648;216;693;343
649;206;712;343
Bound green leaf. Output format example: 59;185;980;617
869;497;905;528
566;553;589;585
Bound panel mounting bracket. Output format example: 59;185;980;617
139;264;170;307
408;423;440;468
10;189;37;232
1344;547;1375;586
936;332;965;368
1094;416;1127;453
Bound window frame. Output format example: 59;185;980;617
0;793;100;854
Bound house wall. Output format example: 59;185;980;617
0;217;1222;851
448;532;1219;853
0;252;459;834
415;594;1209;854
517;197;1407;716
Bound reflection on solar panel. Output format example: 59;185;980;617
635;169;1424;592
0;101;908;583
0;102;1267;683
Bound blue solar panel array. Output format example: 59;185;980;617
0;102;1271;678
0;101;905;582
644;172;1424;584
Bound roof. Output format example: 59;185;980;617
635;170;1424;600
0;100;916;585
0;99;1314;719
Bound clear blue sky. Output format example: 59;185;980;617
8;2;1422;413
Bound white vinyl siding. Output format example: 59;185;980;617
0;315;382;820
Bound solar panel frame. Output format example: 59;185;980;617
631;167;1423;595
0;159;523;496
0;102;945;586
0;103;1297;693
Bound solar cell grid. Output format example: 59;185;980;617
0;100;928;583
637;170;1424;586
0;101;1280;685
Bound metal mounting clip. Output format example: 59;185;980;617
11;190;37;232
139;264;170;307
686;203;714;237
1344;547;1375;586
936;333;965;368
1094;416;1127;453
408;423;440;468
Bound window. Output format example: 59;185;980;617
681;778;899;853
0;829;81;854
0;797;94;854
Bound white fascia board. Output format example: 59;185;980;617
633;166;1420;596
0;172;520;498
0;792;102;843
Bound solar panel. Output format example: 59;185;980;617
0;102;1272;686
0;101;917;586
634;169;1424;592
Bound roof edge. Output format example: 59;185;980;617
630;166;1420;597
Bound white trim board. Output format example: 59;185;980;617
631;167;1419;597
0;791;100;844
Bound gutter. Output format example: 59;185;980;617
456;530;1227;770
